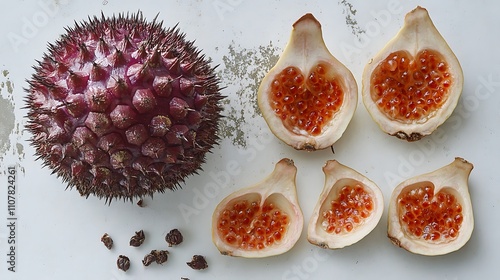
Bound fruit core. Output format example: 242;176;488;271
370;49;451;123
217;199;289;250
321;184;373;234
270;63;344;136
398;185;463;242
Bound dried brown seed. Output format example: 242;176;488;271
142;250;169;266
187;255;208;270
152;250;169;264
137;199;144;207
142;252;156;266
100;233;113;250
129;230;145;247
165;228;183;246
117;255;130;271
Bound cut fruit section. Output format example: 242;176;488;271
212;159;303;258
217;196;290;251
398;185;463;241
388;157;474;256
362;6;463;141
322;184;374;234
308;160;384;249
258;13;357;150
269;64;345;136
370;50;451;122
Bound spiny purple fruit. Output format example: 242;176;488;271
25;12;224;202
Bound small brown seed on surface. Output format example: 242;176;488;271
152;250;169;264
137;199;144;207
165;228;184;246
117;255;130;271
101;233;113;250
129;230;145;247
187;255;208;270
142;250;169;266
142;252;156;266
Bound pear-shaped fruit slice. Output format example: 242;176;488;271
212;158;303;258
388;157;474;256
308;160;384;249
258;13;357;151
362;6;463;141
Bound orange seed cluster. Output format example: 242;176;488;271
270;63;344;136
398;185;463;242
321;184;373;234
371;49;451;122
217;199;289;250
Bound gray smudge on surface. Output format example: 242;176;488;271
217;41;280;148
0;71;16;160
339;0;366;39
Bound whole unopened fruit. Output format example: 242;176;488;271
388;157;474;256
308;160;384;249
362;6;463;141
25;12;223;201
212;158;303;258
258;13;357;151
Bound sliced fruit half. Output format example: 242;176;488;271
362;6;463;141
388;157;474;255
308;160;384;249
212;158;303;258
258;13;357;150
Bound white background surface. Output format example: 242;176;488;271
0;0;499;279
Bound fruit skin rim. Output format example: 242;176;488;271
387;157;474;256
307;160;384;250
257;13;358;151
361;6;464;141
